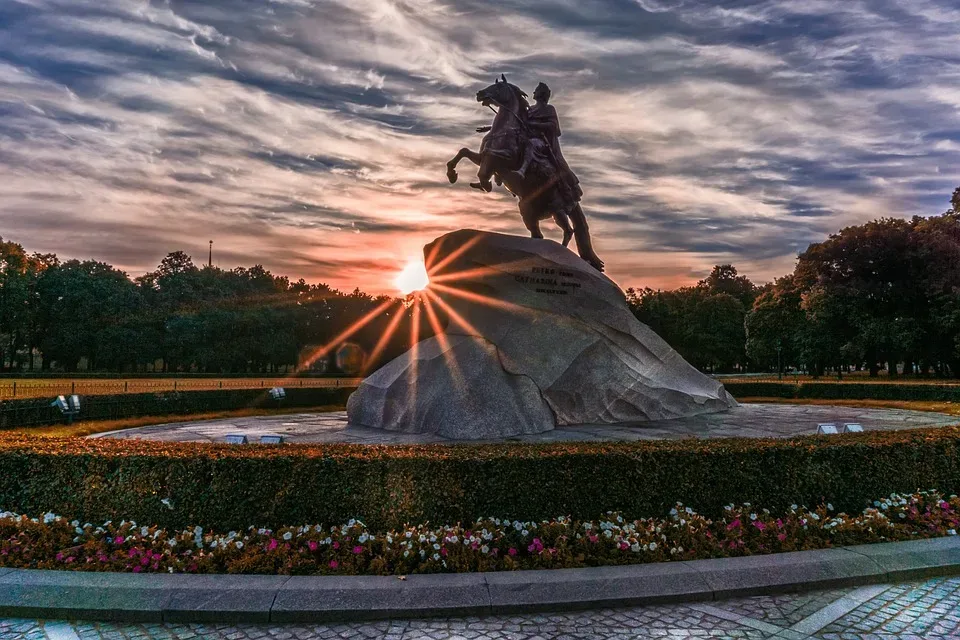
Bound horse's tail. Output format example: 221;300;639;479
568;204;604;272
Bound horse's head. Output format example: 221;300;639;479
476;74;528;113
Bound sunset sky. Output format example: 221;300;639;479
2;0;959;294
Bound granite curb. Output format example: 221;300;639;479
1;537;959;623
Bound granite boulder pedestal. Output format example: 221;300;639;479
347;230;736;439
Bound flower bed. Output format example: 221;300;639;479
1;491;957;575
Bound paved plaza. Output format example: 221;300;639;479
3;576;959;639
93;403;959;444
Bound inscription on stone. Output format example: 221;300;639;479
514;266;582;296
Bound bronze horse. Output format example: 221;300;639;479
445;76;604;272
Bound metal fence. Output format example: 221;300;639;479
714;373;960;385
0;377;364;400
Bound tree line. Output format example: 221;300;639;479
0;247;430;373
3;187;960;376
629;188;960;377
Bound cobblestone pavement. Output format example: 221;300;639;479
4;577;960;639
92;404;959;445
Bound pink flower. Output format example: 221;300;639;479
114;536;125;545
752;520;766;531
332;541;340;550
777;533;787;541
132;565;142;573
441;547;448;557
352;546;363;554
527;538;544;553
307;541;318;552
588;534;599;543
329;560;339;569
267;539;278;551
776;519;784;529
508;547;517;556
727;519;741;531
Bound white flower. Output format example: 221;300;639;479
649;542;657;551
403;550;410;557
283;532;292;541
43;513;55;524
433;543;440;550
140;526;149;537
521;529;529;537
405;531;413;538
432;553;440;561
160;498;173;510
827;503;834;511
235;541;244;549
481;545;489;554
358;533;369;544
949;530;957;536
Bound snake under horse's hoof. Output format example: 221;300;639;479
446;166;458;183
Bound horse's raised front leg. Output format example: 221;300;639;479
446;148;482;183
470;154;496;192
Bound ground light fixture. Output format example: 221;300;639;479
224;434;248;444
816;423;839;434
268;387;286;400
50;394;81;424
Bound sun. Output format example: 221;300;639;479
394;258;429;295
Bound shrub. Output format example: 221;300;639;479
1;427;959;531
724;381;960;401
0;387;354;429
1;492;957;575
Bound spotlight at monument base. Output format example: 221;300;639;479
394;258;429;295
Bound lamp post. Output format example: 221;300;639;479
776;338;783;381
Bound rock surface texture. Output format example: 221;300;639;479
347;230;736;439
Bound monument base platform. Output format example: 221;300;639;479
347;230;737;439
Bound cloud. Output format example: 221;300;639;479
1;0;959;294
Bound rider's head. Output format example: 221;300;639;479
533;82;551;103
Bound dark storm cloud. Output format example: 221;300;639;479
1;0;959;292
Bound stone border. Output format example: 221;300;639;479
1;537;958;623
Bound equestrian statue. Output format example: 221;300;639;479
446;76;604;272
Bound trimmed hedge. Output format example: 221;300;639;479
724;381;960;401
1;427;958;531
0;387;354;429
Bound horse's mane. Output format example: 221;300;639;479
505;83;529;115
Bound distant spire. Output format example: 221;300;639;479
208;240;213;268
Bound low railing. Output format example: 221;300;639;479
0;377;364;400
